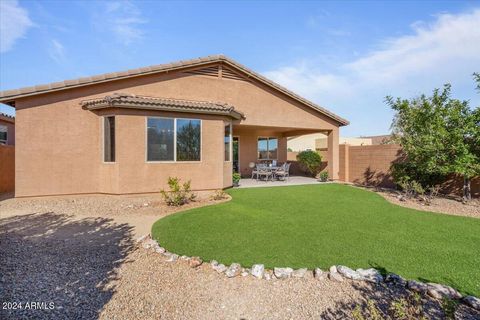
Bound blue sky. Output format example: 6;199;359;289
1;0;479;136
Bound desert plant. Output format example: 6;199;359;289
211;190;228;200
319;171;329;182
441;297;459;320
232;172;241;186
160;177;196;206
296;150;322;177
388;82;480;200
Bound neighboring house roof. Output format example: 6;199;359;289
0;55;348;126
360;134;392;145
81;93;244;120
0;112;15;123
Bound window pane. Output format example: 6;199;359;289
268;137;278;159
176;119;201;161
224;123;231;161
147;118;174;161
258;137;268;159
0;125;7;143
104;117;115;162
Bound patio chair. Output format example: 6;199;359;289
257;166;274;181
251;163;267;180
275;163;291;181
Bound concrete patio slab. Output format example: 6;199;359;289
237;176;324;188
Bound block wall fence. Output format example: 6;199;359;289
0;145;15;194
288;145;479;198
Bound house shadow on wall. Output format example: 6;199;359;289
0;212;135;319
354;149;406;189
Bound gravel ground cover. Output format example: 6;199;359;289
373;188;480;219
1;190;479;319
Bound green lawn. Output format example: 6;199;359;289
151;184;480;296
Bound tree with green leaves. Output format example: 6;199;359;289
387;79;479;200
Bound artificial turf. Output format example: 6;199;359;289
151;184;480;296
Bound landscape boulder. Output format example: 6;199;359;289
251;264;265;279
385;273;407;286
213;263;227;273
292;268;308;278
426;283;462;300
314;268;326;280
463;296;480;310
337;265;363;280
225;263;242;278
274;267;293;279
189;256;203;268
328;272;344;282
407;280;428;293
356;268;383;283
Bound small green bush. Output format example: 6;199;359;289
211;190;228;200
160;177;196;206
319;171;329;182
232;172;241;185
296;150;322;177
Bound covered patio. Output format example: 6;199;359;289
232;124;340;180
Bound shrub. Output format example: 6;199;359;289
296;150;322;177
352;292;428;320
319;171;329;182
160;177;196;206
211;190;228;200
397;177;439;205
232;172;241;185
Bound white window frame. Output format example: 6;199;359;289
257;136;278;160
224;122;232;162
145;116;202;163
102;115;116;163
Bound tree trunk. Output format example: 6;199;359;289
463;176;471;201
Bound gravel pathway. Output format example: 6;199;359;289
1;193;479;319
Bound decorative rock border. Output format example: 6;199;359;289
138;235;480;311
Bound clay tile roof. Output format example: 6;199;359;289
81;93;245;120
0;54;348;125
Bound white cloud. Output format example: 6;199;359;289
48;39;66;63
264;9;480;135
346;9;480;84
97;1;147;45
0;0;34;53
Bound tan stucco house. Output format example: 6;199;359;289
0;55;348;197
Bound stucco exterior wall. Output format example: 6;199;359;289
13;67;341;197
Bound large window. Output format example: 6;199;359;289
0;125;7;145
147;117;201;162
176;119;201;161
147;118;175;161
257;137;278;160
103;116;115;162
224;122;231;161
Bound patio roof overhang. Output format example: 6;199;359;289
232;124;329;137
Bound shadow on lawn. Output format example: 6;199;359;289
0;212;135;319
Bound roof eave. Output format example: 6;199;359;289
82;102;244;120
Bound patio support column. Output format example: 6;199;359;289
327;128;339;180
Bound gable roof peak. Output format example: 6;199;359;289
0;55;348;126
